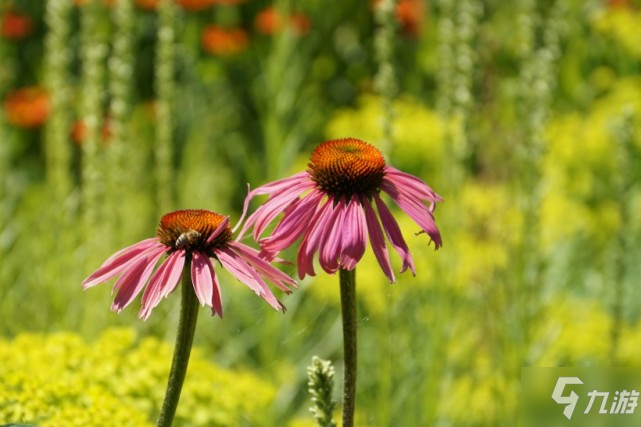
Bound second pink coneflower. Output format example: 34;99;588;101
82;209;297;427
238;137;442;283
83;209;296;319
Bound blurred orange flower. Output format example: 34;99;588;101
71;117;112;145
254;6;310;36
202;26;249;55
289;13;310;35
396;0;425;36
1;10;33;40
3;87;50;129
372;0;426;38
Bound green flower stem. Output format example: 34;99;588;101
157;262;199;427
339;268;357;427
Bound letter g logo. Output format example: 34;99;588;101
552;377;584;419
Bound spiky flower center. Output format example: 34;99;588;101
307;138;386;198
157;209;232;251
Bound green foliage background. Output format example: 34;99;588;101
1;0;641;425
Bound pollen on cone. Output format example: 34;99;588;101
307;138;387;198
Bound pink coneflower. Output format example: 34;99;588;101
239;138;442;283
82;209;296;319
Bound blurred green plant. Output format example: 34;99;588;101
2;1;641;426
307;356;336;427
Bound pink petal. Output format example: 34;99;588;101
111;244;166;294
139;250;185;320
383;166;443;203
215;247;285;312
297;199;334;279
228;241;297;292
137;257;172;319
82;238;165;289
319;197;347;274
191;251;213;306
102;237;161;265
374;193;416;275
111;245;168;312
250;196;298;241
159;251;186;299
209;264;223;318
245;171;310;200
339;198;368;271
109;259;149;313
205;216;231;245
260;190;324;258
363;198;395;283
381;181;442;248
191;251;223;318
238;192;296;242
236;173;315;238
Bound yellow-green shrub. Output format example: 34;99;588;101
0;328;276;427
592;7;641;58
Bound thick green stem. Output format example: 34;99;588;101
339;268;357;427
157;263;199;427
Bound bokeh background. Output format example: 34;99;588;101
1;0;641;425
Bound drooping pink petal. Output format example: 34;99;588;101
82;238;165;289
383;166;443;203
260;190;324;258
319;197;348;274
109;257;149;313
214;248;258;287
210;262;223;318
363;198;395;283
228;241;297;293
191;251;223;318
191;250;213;306
111;244;167;294
236;172;315;238
159;250;186;299
297;198;334;279
244;171;310;202
111;245;168;312
374;193;416;275
339;197;368;271
205;216;231;245
214;247;285;312
139;250;185;320
138;256;173;319
102;237;161;265
381;181;442;248
249;195;298;241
